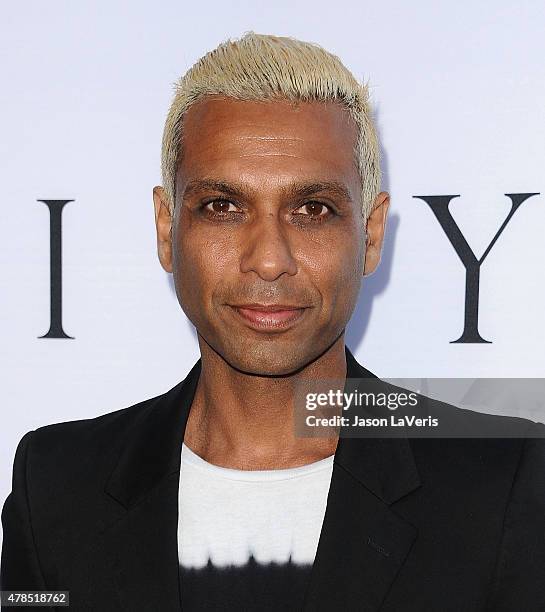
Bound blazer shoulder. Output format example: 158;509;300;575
40;392;156;431
24;386;172;472
419;390;544;438
409;396;545;494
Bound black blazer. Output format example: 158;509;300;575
2;347;545;611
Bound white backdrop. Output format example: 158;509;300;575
2;0;544;539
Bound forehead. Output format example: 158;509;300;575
176;96;360;191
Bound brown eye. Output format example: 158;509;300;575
294;202;330;217
205;199;240;214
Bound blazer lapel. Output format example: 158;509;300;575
99;472;182;611
302;348;421;611
100;358;202;611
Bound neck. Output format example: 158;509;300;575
183;335;347;470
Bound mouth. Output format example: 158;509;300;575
227;303;310;332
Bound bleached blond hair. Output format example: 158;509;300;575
161;31;381;221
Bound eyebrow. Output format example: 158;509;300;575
181;178;353;203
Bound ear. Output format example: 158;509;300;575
363;191;390;277
153;186;173;273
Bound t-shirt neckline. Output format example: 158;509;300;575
181;442;335;483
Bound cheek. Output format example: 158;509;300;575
173;227;236;313
299;228;363;312
332;247;363;315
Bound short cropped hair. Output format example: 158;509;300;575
160;31;381;222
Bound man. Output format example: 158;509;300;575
2;32;545;612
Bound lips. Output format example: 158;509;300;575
228;303;308;331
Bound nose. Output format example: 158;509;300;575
239;214;298;282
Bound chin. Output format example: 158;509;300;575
222;341;314;377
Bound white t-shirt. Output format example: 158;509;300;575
177;442;334;610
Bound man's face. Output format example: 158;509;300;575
155;96;380;375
